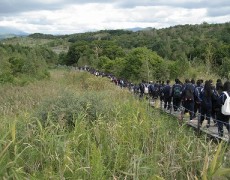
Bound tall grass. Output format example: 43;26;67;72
0;69;229;179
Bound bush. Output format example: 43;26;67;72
35;90;115;127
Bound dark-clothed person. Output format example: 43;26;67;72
172;78;182;111
199;81;217;127
163;80;172;110
194;80;202;117
216;81;230;137
182;79;195;120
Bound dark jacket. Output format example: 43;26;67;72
172;83;182;98
182;83;195;101
163;84;171;98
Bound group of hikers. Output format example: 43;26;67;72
83;67;230;138
136;78;230;137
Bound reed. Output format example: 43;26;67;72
0;69;229;179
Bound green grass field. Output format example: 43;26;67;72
0;69;229;179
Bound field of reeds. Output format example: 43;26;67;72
0;68;229;179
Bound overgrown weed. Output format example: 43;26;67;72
0;69;229;179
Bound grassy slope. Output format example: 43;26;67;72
0;69;229;179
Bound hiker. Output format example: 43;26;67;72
172;78;182;111
216;81;230;137
194;80;202;118
163;80;172;110
199;80;217;128
159;81;165;104
139;80;145;99
148;81;155;99
181;79;195;120
154;81;160;99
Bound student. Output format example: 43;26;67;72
199;81;216;128
182;79;195;120
172;78;182;111
139;80;145;99
159;81;165;104
216;81;230;137
194;80;202;118
163;80;172;110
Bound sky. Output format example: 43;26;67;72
0;0;229;35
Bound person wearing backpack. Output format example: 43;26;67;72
182;79;195;120
172;78;182;111
159;81;165;100
153;81;160;99
194;80;202;118
148;81;155;99
216;81;230;137
163;80;172;110
199;80;216;128
139;80;145;99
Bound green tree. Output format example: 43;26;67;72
65;42;89;65
8;57;26;76
120;47;164;82
219;58;230;79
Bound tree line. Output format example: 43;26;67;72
1;22;229;84
0;43;58;84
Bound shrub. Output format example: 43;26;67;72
35;90;115;127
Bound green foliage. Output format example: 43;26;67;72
65;41;91;65
60;23;229;81
169;58;191;79
0;58;14;83
219;58;230;80
0;43;54;84
35;90;115;127
1;22;229;81
120;47;165;81
0;69;230;179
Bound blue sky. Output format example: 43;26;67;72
0;0;229;34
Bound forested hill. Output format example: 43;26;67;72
62;22;230;81
1;22;230;83
66;22;230;61
25;22;229;63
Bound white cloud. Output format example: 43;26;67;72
0;0;229;34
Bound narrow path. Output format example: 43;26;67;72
149;99;230;143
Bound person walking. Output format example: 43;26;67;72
199;80;217;128
216;81;230;137
163;80;172;110
172;78;182;111
181;79;195;120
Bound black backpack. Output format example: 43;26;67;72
184;84;194;101
173;85;181;98
139;83;145;92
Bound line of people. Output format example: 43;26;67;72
83;67;230;138
137;78;230;137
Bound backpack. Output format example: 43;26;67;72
221;91;230;115
148;84;154;94
139;83;145;92
200;90;212;108
184;84;194;101
163;85;171;98
173;85;181;98
195;86;202;99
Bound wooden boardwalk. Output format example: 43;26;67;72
149;99;230;143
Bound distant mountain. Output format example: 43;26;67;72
0;26;28;39
127;27;153;32
126;27;144;32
